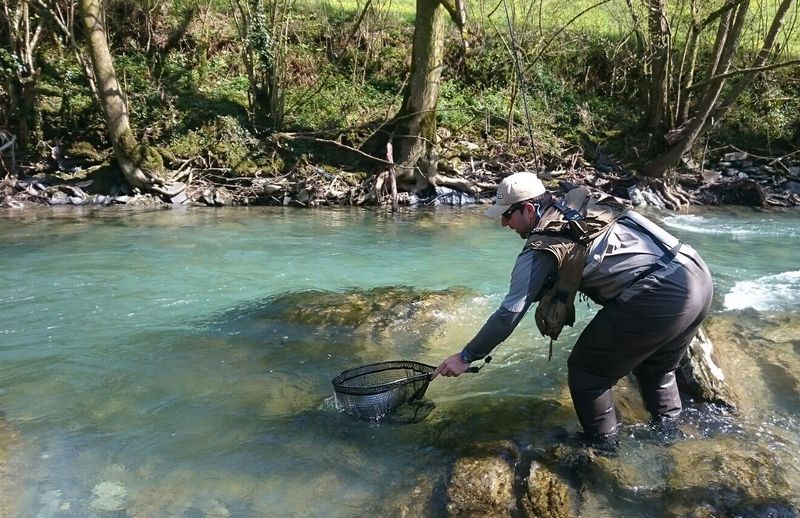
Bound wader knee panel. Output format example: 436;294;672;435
568;365;620;437
634;371;682;420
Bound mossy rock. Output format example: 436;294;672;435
447;452;516;517
49;162;127;194
664;437;793;516
65;141;105;161
521;461;575;518
213;285;476;355
256;286;474;330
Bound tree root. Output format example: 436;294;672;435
429;173;480;194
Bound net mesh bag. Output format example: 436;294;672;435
332;361;435;420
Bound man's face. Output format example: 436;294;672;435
501;202;537;239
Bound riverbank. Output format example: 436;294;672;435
2;140;799;211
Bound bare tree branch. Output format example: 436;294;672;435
688;58;800;91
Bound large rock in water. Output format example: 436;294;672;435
445;441;577;518
700;310;800;414
446;442;518;517
260;285;473;329
521;461;575;518
215;285;476;352
664;437;798;518
676;327;738;410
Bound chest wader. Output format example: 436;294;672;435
526;187;628;360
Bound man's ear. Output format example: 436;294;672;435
522;202;534;215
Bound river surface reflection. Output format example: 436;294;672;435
0;205;798;516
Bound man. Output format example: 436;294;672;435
433;172;713;446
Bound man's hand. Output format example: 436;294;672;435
432;352;471;379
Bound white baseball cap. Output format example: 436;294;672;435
485;172;546;218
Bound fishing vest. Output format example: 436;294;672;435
525;187;628;352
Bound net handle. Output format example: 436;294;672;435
465;355;492;373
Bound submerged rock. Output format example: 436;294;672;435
89;481;128;511
382;474;438;518
521;461;574;518
447;452;516;517
0;419;25;516
445;441;579;518
227;285;476;349
665;437;794;517
261;286;473;328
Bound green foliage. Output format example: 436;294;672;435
0;47;21;77
719;73;800;150
10;0;800;171
168;115;261;174
453;40;514;88
284;68;401;130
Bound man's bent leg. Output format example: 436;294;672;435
634;370;682;421
568;365;620;438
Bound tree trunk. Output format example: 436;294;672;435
702;0;795;134
640;0;750;178
2;0;44;152
389;0;446;190
646;0;671;130
675;15;700;124
80;0;178;195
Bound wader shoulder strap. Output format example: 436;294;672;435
551;199;584;221
620;217;684;286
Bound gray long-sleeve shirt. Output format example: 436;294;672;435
461;212;697;361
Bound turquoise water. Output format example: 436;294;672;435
0;205;798;516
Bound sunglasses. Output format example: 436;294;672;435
501;203;524;220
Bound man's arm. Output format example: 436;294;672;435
433;250;557;377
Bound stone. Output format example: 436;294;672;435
0;418;25;516
641;188;666;209
702;311;800;415
213;285;477;359
446;455;515;517
701;170;721;183
610;375;650;424
170;190;188;205
89;481;128;511
783;181;800;195
665;438;793;516
676;327;737;410
383;475;436;517
430;186;476;206
723;152;748;161
201;189;215;206
627;185;645;206
521;461;574;518
49;191;70;205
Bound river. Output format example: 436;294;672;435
0;205;798;517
